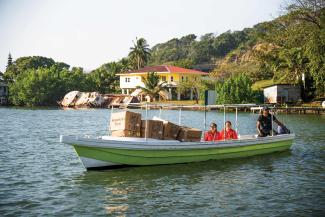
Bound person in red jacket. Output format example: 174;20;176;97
204;122;221;141
220;121;238;140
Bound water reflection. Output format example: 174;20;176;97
73;151;293;186
105;204;129;215
68;152;295;215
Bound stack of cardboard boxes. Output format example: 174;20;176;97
110;111;202;142
152;117;182;140
110;111;141;137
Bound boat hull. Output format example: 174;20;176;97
62;135;294;169
79;157;121;169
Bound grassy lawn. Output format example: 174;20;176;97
142;100;203;105
301;102;323;107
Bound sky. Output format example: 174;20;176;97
0;0;284;72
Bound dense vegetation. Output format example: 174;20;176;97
215;73;260;104
4;56;123;106
2;0;324;106
254;1;325;99
149;0;325;100
149;29;257;67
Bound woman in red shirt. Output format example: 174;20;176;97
204;122;221;141
220;121;238;140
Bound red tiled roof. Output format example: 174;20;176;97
122;65;208;75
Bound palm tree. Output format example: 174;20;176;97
128;37;151;69
137;72;167;101
119;58;133;72
179;78;203;104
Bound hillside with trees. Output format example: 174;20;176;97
149;0;325;100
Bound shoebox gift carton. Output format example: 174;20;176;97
152;116;181;140
163;121;181;140
110;111;141;137
140;120;164;140
177;127;202;142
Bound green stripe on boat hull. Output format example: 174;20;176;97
73;140;293;166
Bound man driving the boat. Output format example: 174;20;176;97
204;122;221;141
257;106;285;137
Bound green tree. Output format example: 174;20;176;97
179;77;205;103
137;72;167;101
172;59;195;69
9;67;62;106
7;62;91;106
4;56;56;82
150;34;196;65
216;73;257;104
6;53;13;69
128;37;151;69
87;62;121;93
118;58;133;71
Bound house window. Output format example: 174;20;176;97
161;76;166;82
182;76;184;82
127;78;130;82
125;77;131;82
170;76;174;82
186;77;188;82
194;77;197;81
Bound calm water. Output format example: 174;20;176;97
0;108;324;216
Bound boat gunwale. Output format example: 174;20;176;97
60;134;295;151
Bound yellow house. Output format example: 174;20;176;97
117;65;208;100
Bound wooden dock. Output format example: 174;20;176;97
251;106;325;114
115;103;325;114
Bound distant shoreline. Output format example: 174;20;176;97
1;105;324;115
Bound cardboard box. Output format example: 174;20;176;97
141;120;164;140
152;116;181;140
110;111;141;132
163;121;181;140
177;127;202;142
111;130;141;137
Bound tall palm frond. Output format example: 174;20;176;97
129;37;151;69
137;72;166;101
